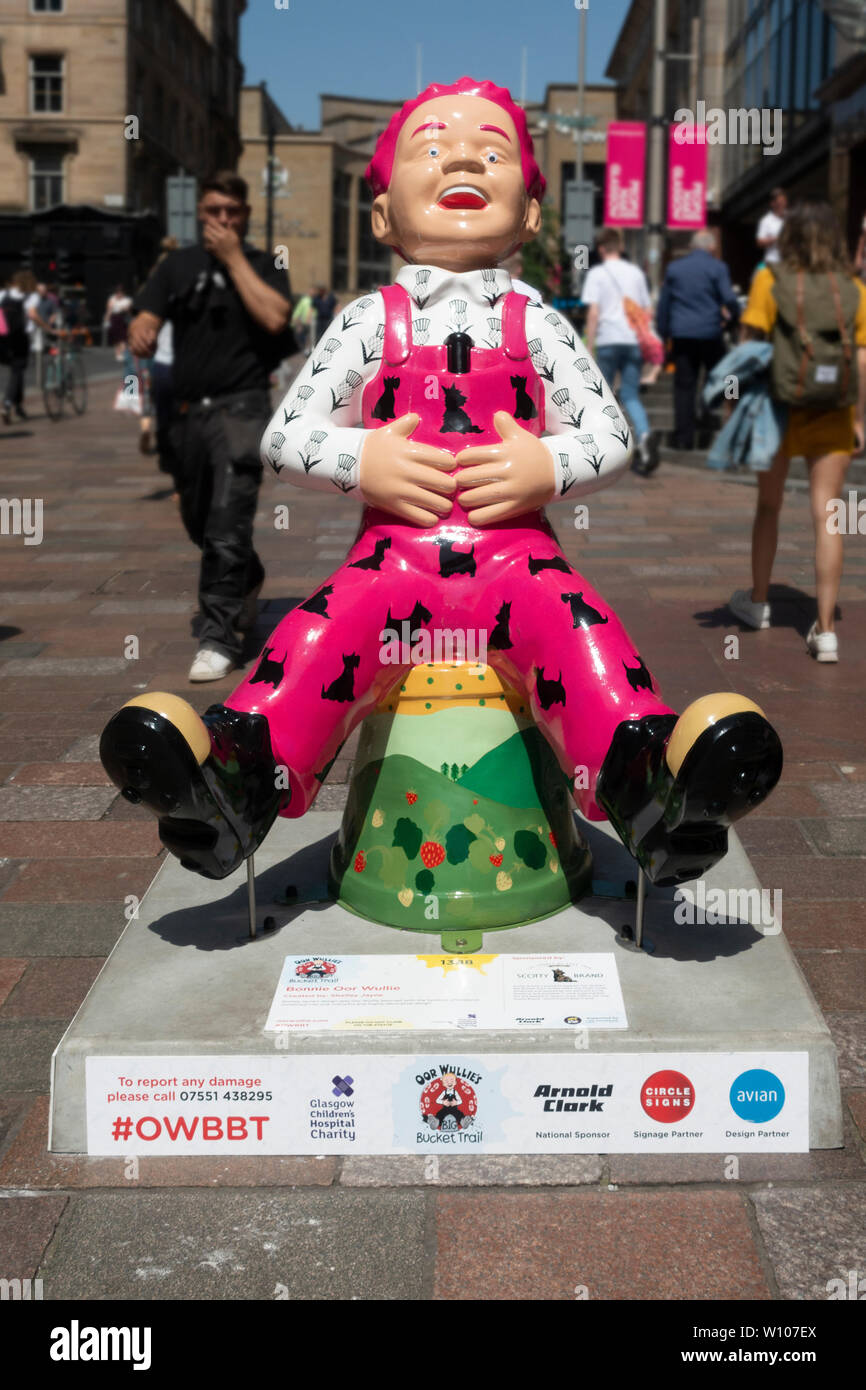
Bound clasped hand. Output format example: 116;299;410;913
358;410;555;528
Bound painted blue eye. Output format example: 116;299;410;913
428;146;440;158
487;152;499;163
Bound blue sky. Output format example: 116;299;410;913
241;0;631;131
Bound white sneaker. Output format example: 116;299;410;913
729;589;771;630
805;621;838;663
189;647;235;682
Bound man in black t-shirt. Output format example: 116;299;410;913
130;171;294;681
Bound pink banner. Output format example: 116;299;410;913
603;122;646;227
667;125;707;228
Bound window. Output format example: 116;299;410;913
30;55;64;113
31;0;64;12
29;147;64;209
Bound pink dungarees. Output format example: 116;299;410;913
226;285;674;819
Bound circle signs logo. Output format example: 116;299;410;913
730;1068;785;1123
641;1069;695;1123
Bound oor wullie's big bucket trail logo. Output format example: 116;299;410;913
418;1065;481;1139
294;957;339;980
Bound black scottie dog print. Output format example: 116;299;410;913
623;655;654;693
349;537;391;571
440;383;483;435
384;600;433;642
488;600;513;650
535;666;566;710
435;537;476;578
250;647;286;690
510;375;538;421
321;653;361;702
371;375;400;422
528;553;573;577
299;584;333;619
552;968;575;982
561;591;609;629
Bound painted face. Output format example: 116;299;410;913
372;94;541;271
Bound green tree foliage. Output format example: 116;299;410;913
514;828;546;869
393;817;422;860
445;823;477;864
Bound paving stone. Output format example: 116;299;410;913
341;1154;603;1186
0;823;160;859
0;958;27;1008
811;783;866;816
800;819;866;857
433;1190;770;1300
749;857;866;900
60;735;103;762
845;1091;866;1144
781;901;866;949
0;737;75;764
0;786;116;822
0;1094;32;1153
311;784;349;811
1;957;103;1020
38;1189;429;1300
0;591;82;605
0;1196;68;1282
1;858;158;904
796;951;866;1012
0;1021;66;1091
0;859;21;895
0;642;45;658
0;1098;338;1190
826;1013;866;1087
0;657;130;678
750;1183;866;1300
736;819;814;856
9;763;112;787
91;600;192;614
0;902;126;956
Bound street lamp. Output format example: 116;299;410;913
260;79;276;253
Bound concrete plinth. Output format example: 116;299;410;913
50;813;842;1152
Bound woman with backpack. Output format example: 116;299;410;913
729;202;866;662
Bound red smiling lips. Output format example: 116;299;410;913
438;185;489;210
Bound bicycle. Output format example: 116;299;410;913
43;331;87;421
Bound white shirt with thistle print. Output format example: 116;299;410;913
261;264;633;502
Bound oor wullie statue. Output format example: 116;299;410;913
100;77;782;894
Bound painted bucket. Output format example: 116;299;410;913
329;661;592;941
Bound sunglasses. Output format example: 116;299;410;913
200;203;245;217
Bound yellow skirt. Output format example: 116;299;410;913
783;405;855;458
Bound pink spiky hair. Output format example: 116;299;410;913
365;76;546;203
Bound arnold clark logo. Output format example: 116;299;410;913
533;1082;613;1113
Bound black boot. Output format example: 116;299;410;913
596;702;783;886
100;699;285;879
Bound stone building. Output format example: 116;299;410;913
0;0;245;221
238;82;618;298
